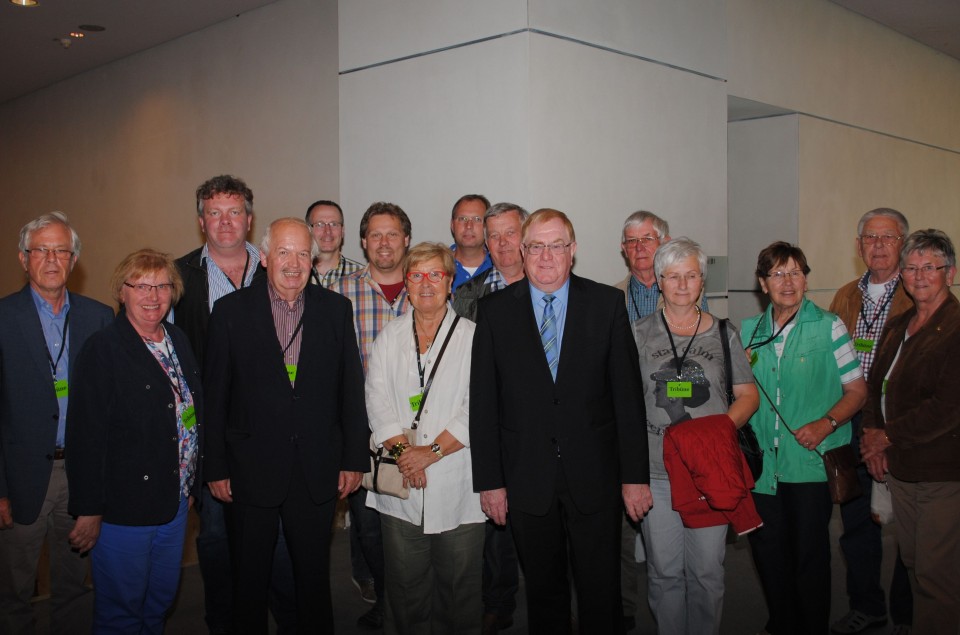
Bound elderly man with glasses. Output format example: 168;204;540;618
0;212;113;634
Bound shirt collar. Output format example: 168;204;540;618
267;281;304;309
858;270;900;294
530;277;571;307
30;286;70;318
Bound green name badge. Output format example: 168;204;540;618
53;379;68;398
182;405;197;431
409;393;423;413
667;381;692;399
749;351;758;367
882;379;888;395
854;338;875;353
286;364;297;383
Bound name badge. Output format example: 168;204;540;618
749;351;758;367
409;393;423;413
667;381;692;399
182;405;197;431
286;364;297;383
882;379;888;395
54;379;68;398
854;338;875;353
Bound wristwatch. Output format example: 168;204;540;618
825;415;839;430
430;443;444;459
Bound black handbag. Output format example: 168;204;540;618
718;319;763;481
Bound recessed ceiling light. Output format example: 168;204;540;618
9;0;39;7
79;24;106;32
69;32;85;38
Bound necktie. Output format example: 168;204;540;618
540;294;558;380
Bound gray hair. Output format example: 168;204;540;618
900;229;955;269
857;207;909;238
653;236;707;282
260;218;319;259
19;212;81;258
622;210;669;242
484;202;529;239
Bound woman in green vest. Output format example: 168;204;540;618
741;242;867;635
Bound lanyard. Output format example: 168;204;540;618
629;279;656;319
746;307;798;351
660;308;701;379
44;310;70;379
147;327;185;403
281;313;306;365
412;310;447;390
860;277;899;336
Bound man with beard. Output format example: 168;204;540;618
336;201;413;629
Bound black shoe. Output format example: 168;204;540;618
357;605;383;630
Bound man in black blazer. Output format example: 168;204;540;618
470;208;652;634
204;218;369;634
0;212;112;634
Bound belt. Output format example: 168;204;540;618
53;448;65;460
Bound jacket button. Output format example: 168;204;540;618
172;469;178;475
168;403;174;409
143;475;149;480
146;385;151;389
172;437;177;442
553;399;560;405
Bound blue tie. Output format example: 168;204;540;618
540;294;558;381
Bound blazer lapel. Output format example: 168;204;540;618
555;275;586;387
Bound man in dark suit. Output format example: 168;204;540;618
0;212;113;634
470;208;652;634
204;218;369;634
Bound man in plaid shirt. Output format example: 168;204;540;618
829;208;914;635
335;201;412;630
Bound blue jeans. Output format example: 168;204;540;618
348;489;385;603
91;497;188;634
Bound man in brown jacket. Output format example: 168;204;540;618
828;207;913;635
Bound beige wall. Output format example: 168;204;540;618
0;0;340;305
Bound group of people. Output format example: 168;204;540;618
0;174;956;635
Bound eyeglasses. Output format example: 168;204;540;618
622;236;659;249
309;221;342;230
367;231;403;242
487;229;518;242
860;234;903;246
124;281;175;294
455;215;482;224
901;264;949;276
765;270;805;281
406;271;447;283
659;272;702;284
523;242;571;255
24;247;74;261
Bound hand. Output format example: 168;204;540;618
864;453;888;482
480;488;508;525
404;470;427;490
861;427;892;462
0;497;13;529
794;418;832;451
188;495;195;510
68;515;102;554
338;471;362;499
622;483;653;522
397;446;439;479
208;479;233;503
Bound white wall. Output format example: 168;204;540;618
0;0;340;304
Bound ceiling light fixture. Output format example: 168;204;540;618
69;32;85;38
9;0;39;7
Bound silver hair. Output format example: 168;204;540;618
900;229;955;269
857;207;909;238
622;210;669;242
19;211;81;258
484;202;529;240
260;218;319;259
653;236;708;282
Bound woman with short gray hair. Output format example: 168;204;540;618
632;237;760;634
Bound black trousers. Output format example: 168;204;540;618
749;481;833;635
231;461;336;635
509;465;624;635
